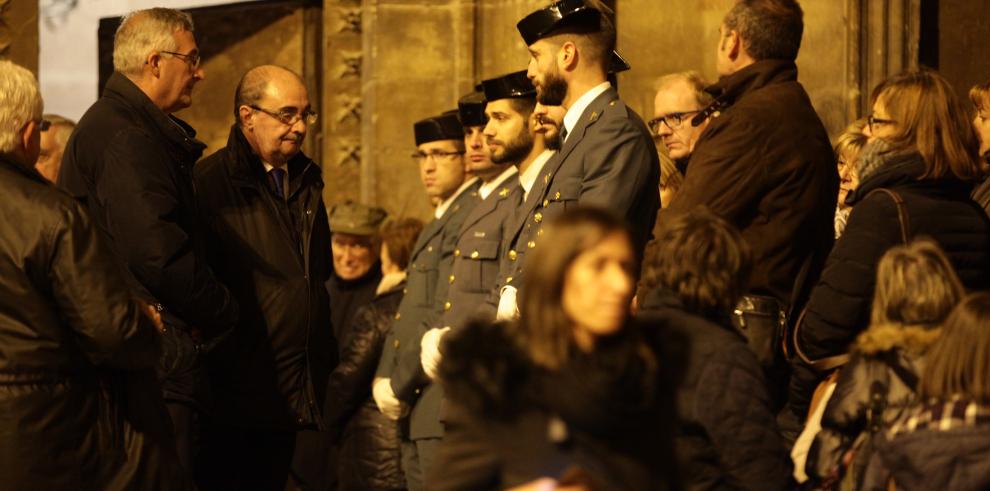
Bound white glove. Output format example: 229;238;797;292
496;285;521;321
421;327;450;380
372;377;403;420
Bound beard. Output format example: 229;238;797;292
491;124;534;165
537;65;568;106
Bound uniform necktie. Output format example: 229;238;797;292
559;125;568;145
269;167;286;199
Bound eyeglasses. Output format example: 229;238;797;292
867;114;896;133
160;50;201;69
250;105;319;126
411;150;464;162
38;119;52;131
647;110;702;133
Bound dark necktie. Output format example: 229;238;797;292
559;125;568;146
269;167;286;199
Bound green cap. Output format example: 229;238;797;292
329;203;388;236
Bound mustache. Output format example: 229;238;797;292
535;114;558;127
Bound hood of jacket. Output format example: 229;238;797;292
855;324;942;356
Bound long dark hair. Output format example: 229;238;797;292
516;207;632;370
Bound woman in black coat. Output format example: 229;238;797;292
325;218;423;491
429;207;679;491
787;69;990;424
637;208;792;491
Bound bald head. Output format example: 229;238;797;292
235;65;312;164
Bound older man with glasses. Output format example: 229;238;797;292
58;7;238;484
192;64;334;490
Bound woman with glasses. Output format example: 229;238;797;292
426;207;678;491
786;68;990;431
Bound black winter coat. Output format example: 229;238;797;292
637;289;792;491
875;417;990;490
0;156;185;490
429;319;679;491
194;125;335;430
59;72;238;339
795;154;990;363
327;262;382;352
326;280;406;491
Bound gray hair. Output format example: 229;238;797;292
0;60;43;155
42;114;77;148
113;8;194;76
654;71;714;110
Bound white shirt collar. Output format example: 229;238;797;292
478;166;519;200
562;81;611;142
519;149;555;201
434;177;479;219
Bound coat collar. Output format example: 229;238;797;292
693;60;799;124
224;124;321;196
103;72;206;159
0;154;48;184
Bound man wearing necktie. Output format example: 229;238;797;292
193;65;335;490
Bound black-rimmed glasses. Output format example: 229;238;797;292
160;50;202;69
648;110;702;133
250;105;319;126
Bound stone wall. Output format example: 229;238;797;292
1;0;38;75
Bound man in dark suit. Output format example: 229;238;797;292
193;65;334;490
373;111;480;490
491;0;660;320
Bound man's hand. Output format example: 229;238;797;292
372;377;403;420
420;327;450;380
136;299;165;334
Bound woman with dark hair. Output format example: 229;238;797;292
786;69;990;429
637;207;791;491
865;292;990;490
806;240;965;486
427;207;678;491
325;217;424;491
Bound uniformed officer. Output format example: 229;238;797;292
492;0;660;320
373;111;480;491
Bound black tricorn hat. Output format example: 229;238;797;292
481;71;536;101
609;50;630;74
517;0;602;46
414;110;464;146
457;91;488;127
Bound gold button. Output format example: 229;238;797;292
393;340;400;348
427;245;433;252
403;288;408;294
527;240;536;249
508;250;517;261
449;274;455;284
415;388;421;395
506;276;513;284
554;191;561;200
534;212;542;223
470;250;479;259
395;312;401;320
454;249;461;257
543;199;549;207
444;301;452;311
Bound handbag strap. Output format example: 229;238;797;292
866;188;912;244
